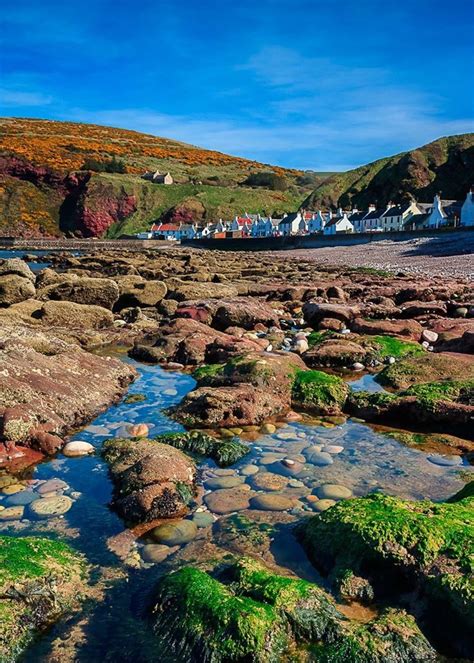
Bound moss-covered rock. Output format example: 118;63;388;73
376;352;474;390
292;369;349;414
297;493;474;658
365;335;424;361
346;379;474;429
155;430;249;467
0;536;87;661
230;557;343;642
311;608;437;663
151;566;288;662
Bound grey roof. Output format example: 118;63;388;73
325;216;344;228
364;208;385;220
349;210;369;222
279;212;299;226
383;206;403;217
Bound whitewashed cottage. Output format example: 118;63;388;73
460;187;474;226
278;212;302;236
323;211;354;235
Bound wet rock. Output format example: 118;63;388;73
304;339;367;368
29;495;73;518
204;485;252;514
292;370;349;415
205;475;243;489
352;317;423;340
102;438;197;524
306;450;334;466
114;279;167;309
316;484;353;500
251;472;289;491
152;519;198;546
303;302;360;327
141;543;177;563
37;479;68;494
377;352;474;390
62;440;94;457
0;258;36;282
5;491;39;506
0;505;25;520
250;493;295;511
212;298;280;331
192;511;214;528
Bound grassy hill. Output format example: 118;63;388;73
0;118;330;237
303;134;474;210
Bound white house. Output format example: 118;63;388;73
460;187;474;226
426;194;448;228
142;170;173;185
151;222;180;240
323;212;354;235
278;212;302;236
179;223;198;239
380;201;421;232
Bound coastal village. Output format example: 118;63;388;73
139;182;474;241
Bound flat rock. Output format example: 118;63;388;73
29;495;73;518
204;486;252;514
316;484;353;500
250;494;294;511
63;440;94;457
152;519;198;546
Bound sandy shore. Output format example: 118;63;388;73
276;233;474;279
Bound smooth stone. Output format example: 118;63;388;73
163;389;178;396
205;476;243;490
2;483;25;495
211;469;236;476
275;432;299;441
352;362;365;371
250;494;294;511
85;425;110;435
281;458;295;467
428;454;462;467
0;505;24;520
306;450;334;466
37;479;68;494
5;491;39;506
305;444;323;453
29;495;72;519
240;465;259;476
322;445;344;454
204;486;252;514
306;495;319;503
141;543;177;563
0;476;16;489
128;423;149;437
251;473;289;491
260;423;276;434
421;329;438;343
316;484;353;500
312;499;336;512
192;512;215;528
288;479;305;488
259;453;285;465
63;441;94;457
152;520;198;546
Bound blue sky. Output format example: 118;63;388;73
1;0;473;170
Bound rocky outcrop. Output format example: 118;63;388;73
38;276;119;309
0;326;136;457
297;492;474;659
102;438;197;524
38;300;114;329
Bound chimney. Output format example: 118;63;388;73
368;204;376;212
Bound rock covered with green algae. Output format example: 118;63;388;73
0;535;88;661
297;493;474;658
292;369;349;415
155;430;249;467
151;566;288;662
150;558;436;662
102;437;197;524
376;351;474;390
347;378;474;427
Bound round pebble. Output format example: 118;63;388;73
141;544;177;563
316;484;353;500
2;483;25;495
260;423;276;434
192;512;215;528
251;473;289;491
29;495;72;519
0;505;24;520
205;476;243;490
152;519;198;546
306;450;334;466
250;494;294;511
204;486;252;514
63;441;94;457
312;499;336;512
427;454;462;467
37;479;68;494
240;464;259;476
5;491;39;506
322;445;344;454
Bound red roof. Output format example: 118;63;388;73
236;218;250;225
154;223;179;232
304;211;314;220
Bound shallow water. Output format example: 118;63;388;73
0;248;52;272
1;353;472;661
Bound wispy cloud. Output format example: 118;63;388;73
0;88;54;107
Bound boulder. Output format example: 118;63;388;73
0;258;35;282
377;353;474;390
292;370;349;415
352;317;423;340
39;276;119;310
102;438;197;524
114;278;167;309
303;339;367;368
165;279;238;302
39;300;114;329
0;274;36;306
212;298;280;331
303;302;360;328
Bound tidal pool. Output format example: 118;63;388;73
1;353;471;661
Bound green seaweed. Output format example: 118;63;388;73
292;369;348;413
151;566;288;662
368;335;424;360
155;430;249;467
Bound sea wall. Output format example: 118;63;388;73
182;227;474;252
